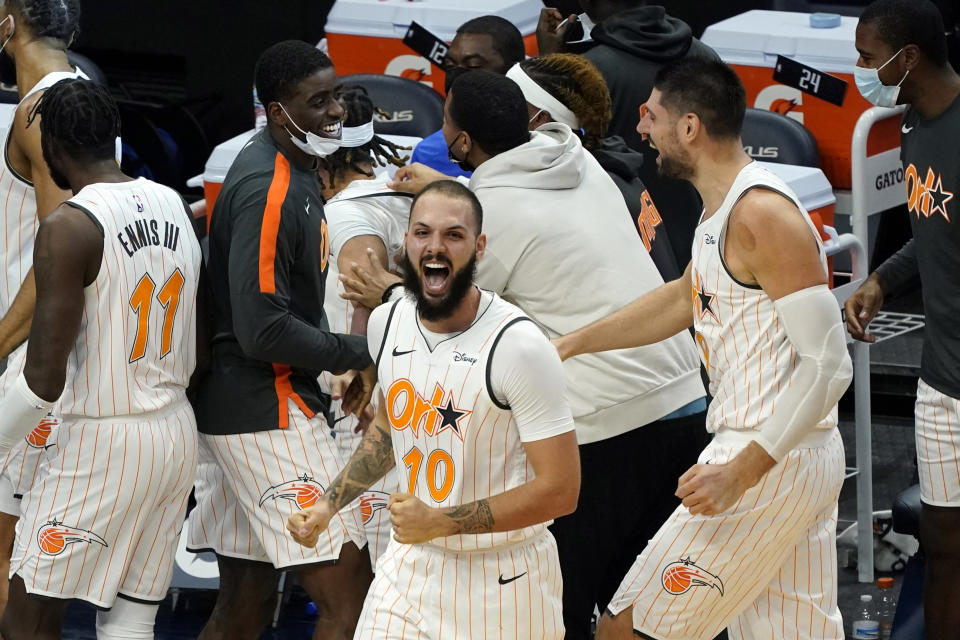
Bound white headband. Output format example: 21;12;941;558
506;63;580;130
339;120;375;148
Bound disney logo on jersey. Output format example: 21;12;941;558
386;379;472;440
259;474;325;510
451;351;478;366
661;557;724;596
905;163;953;222
358;491;390;524
25;415;60;450
37;520;108;557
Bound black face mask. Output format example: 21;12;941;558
446;131;475;173
444;65;467;94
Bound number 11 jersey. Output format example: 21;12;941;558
59;178;202;417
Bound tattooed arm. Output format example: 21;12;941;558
287;398;395;548
388;430;580;544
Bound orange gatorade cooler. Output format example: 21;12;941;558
325;0;542;93
702;10;900;190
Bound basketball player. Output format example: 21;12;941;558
0;0;87;624
289;180;580;639
0;79;200;640
186;41;374;640
317;85;411;569
553;58;852;640
845;2;960;636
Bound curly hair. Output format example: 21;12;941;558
6;0;80;46
27;77;119;162
519;54;612;150
322;84;408;191
254;40;333;108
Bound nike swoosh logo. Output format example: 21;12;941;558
392;347;415;357
902;124;914;133
331;415;349;425
498;572;526;585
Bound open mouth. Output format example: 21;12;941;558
421;261;451;296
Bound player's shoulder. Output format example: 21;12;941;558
486;297;549;353
370;295;410;333
729;186;807;245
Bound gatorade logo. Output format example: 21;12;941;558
384;55;435;88
754;85;804;124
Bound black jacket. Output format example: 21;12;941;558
591;137;681;283
197;130;371;434
584;6;717;268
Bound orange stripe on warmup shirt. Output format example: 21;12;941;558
259;153;291;294
272;364;315;428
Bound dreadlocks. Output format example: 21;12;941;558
519;54;612;151
6;0;80;46
27;77;120;162
322;84;409;191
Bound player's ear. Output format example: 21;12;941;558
475;233;486;259
681;113;700;143
902;43;920;71
267;102;288;128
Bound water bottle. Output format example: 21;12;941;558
253;86;267;131
852;594;880;639
877;577;896;639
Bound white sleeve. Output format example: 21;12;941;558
326;200;390;257
489;320;576;443
754;285;853;460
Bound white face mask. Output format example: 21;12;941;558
0;15;14;57
279;103;342;157
339;120;374;148
854;47;909;108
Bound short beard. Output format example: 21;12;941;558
657;150;695;181
655;131;695;181
401;251;478;322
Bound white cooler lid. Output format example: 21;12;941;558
702;10;861;74
758;161;836;212
325;0;542;41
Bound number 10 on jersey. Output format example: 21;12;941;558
403;445;455;502
128;269;185;363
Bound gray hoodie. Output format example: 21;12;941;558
470;124;704;444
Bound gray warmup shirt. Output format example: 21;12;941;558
876;92;960;399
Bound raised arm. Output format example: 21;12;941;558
554;261;694;361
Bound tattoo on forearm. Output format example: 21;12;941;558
324;422;395;510
444;499;495;534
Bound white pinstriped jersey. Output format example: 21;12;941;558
319;177;411;398
0;69;88;316
57;178;201;417
690;162;836;434
372;293;566;552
